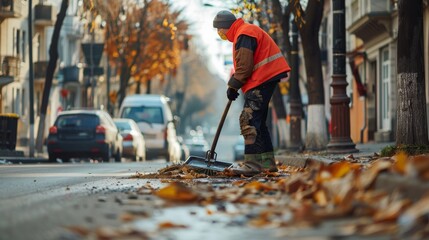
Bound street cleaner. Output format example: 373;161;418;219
213;11;291;176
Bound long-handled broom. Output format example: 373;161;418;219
184;100;233;174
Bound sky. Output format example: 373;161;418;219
172;0;234;82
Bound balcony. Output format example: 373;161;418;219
34;4;56;27
62;65;82;84
347;0;393;42
63;15;84;39
0;0;22;20
34;61;49;80
0;55;20;87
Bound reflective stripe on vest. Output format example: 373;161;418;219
253;52;283;71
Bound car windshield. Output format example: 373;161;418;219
121;106;163;124
114;122;132;131
56;114;99;128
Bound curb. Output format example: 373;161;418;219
276;155;336;168
0;157;48;164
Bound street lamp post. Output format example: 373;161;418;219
327;0;358;153
28;0;35;157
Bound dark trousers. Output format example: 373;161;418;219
240;81;278;155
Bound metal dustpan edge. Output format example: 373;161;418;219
184;155;232;172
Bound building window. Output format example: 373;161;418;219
16;29;20;58
15;89;20;114
21;31;26;62
36;91;41;116
380;46;390;130
13;28;16;56
11;88;15;114
21;89;25;116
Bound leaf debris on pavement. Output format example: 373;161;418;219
65;153;429;239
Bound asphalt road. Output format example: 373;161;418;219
0;161;167;240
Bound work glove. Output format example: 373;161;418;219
227;87;239;101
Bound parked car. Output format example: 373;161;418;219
47;109;123;162
233;136;245;161
114;118;146;162
118;94;181;163
185;137;210;158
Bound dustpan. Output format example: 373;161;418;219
184;100;233;172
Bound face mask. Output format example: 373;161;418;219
217;30;228;40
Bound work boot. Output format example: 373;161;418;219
260;152;278;172
228;154;263;177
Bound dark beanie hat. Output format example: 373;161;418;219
213;10;236;29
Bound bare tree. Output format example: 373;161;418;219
35;0;69;152
290;0;327;150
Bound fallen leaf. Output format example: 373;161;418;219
359;222;398;236
398;193;429;230
373;199;411;223
407;154;429;178
313;189;328;206
325;161;354;180
244;181;274;191
356;159;391;190
65;226;90;236
120;212;136;222
392;151;407;174
155;182;199;202
158;221;188;229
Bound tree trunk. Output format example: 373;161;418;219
118;62;130;108
35;0;68;152
272;86;287;148
146;80;151;94
297;0;327;150
135;81;141;94
266;0;293;149
396;0;428;145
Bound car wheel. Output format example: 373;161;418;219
48;154;56;163
133;151;138;162
102;145;111;162
141;151;146;162
114;149;121;162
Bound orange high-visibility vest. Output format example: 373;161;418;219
228;19;291;93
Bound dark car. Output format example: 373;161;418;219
114;118;146;162
185;137;210;158
47;110;123;162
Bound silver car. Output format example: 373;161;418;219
114;118;146;161
118;94;181;163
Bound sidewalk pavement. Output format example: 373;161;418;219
275;142;395;168
0;145;48;164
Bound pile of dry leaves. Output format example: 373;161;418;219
68;153;429;239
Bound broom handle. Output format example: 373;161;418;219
209;100;232;160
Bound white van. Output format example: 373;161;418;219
118;94;181;162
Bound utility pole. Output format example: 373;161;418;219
327;0;358;153
288;20;303;151
28;0;35;157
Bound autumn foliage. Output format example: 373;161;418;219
85;0;188;104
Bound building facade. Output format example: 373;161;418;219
0;0;88;146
